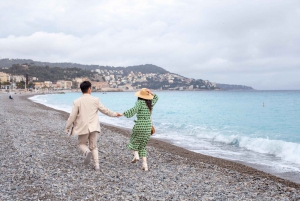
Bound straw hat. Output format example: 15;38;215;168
134;88;154;100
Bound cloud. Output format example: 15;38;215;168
0;0;300;89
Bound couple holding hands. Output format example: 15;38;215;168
65;81;158;171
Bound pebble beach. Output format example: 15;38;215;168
0;93;300;200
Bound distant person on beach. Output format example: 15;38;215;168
123;88;158;171
65;81;122;170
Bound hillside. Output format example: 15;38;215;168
1;64;94;82
0;58;254;90
0;59;168;75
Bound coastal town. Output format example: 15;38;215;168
0;63;219;92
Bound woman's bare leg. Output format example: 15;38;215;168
142;157;148;171
131;150;139;163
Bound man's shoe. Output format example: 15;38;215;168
94;164;100;171
84;151;92;165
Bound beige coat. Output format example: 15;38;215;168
65;94;116;135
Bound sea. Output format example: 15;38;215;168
29;90;300;183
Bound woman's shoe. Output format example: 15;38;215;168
131;151;139;163
142;161;148;171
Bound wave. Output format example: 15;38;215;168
237;136;300;165
154;123;300;166
204;134;300;165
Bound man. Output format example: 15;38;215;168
65;81;122;170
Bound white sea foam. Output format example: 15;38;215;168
154;125;300;167
238;137;300;164
29;95;72;113
210;134;300;165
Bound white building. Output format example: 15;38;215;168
13;75;26;82
56;80;72;89
44;81;53;87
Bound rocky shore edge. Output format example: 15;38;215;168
0;93;299;200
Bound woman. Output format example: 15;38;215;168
123;88;158;171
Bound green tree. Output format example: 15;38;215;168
16;81;25;89
72;81;78;89
1;81;10;85
28;82;35;89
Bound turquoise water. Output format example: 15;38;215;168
30;91;300;174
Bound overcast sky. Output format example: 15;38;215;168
0;0;299;90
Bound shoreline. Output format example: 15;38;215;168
1;92;299;200
23;93;300;189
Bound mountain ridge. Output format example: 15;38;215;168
0;58;253;90
0;58;169;75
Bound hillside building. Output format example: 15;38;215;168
44;81;53;87
90;81;109;90
56;80;72;89
0;72;9;82
13;75;26;82
33;82;45;89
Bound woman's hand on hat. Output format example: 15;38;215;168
146;89;153;95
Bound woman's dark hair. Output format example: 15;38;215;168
80;81;91;93
138;97;152;112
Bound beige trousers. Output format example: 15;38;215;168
78;131;98;165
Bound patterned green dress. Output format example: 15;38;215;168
123;94;159;157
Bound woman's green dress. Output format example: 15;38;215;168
123;94;158;157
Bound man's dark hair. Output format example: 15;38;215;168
80;81;91;93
